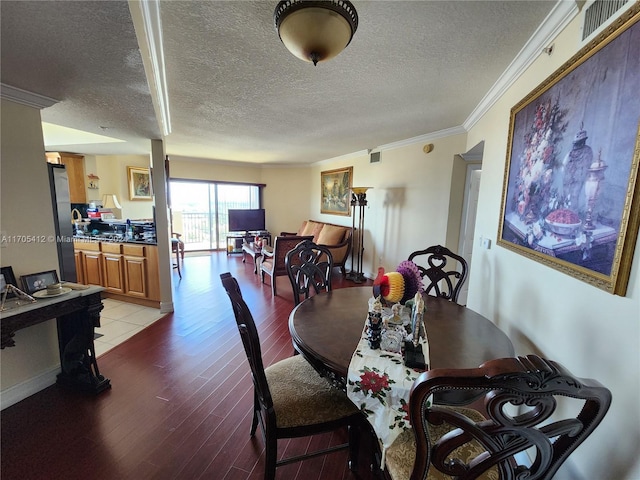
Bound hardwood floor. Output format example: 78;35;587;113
1;252;378;480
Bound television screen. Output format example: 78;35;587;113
228;209;265;232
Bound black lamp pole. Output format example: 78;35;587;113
347;188;370;283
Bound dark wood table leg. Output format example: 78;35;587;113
56;295;111;394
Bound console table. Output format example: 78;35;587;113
226;231;272;255
0;286;111;394
242;242;264;274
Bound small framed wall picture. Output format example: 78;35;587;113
21;270;60;295
1;266;18;298
127;166;153;200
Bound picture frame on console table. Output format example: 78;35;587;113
21;270;60;295
321;166;353;216
497;4;640;296
1;266;18;298
127;166;153;200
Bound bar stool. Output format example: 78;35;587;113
171;232;185;277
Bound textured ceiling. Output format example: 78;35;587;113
1;1;557;165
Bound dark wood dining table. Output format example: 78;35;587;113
288;286;515;395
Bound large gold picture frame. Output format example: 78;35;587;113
497;5;640;296
321;166;353;216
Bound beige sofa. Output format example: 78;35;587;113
282;220;353;275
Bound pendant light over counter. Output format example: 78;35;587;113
274;0;359;66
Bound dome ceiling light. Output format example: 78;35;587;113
274;0;359;66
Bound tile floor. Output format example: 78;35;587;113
94;298;166;357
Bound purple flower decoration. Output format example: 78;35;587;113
396;260;424;303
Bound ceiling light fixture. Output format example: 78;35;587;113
274;0;358;66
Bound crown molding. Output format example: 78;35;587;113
463;0;580;130
312;126;467;166
0;83;59;109
129;0;172;137
314;149;371;166
375;126;467;153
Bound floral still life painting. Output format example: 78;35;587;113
498;6;640;296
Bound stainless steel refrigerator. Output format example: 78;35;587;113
48;163;77;282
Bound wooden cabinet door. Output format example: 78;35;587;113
103;254;125;293
124;256;147;298
74;251;84;284
83;253;103;286
59;153;86;204
145;246;160;301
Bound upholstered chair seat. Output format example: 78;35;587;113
385;407;497;480
266;355;358;429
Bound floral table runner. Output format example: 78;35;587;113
346;314;429;466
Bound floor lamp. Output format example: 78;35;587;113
347;187;371;283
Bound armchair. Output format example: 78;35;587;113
260;235;313;296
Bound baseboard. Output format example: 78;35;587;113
102;292;160;309
0;365;59;410
160;301;174;313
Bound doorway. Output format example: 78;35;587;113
456;142;484;305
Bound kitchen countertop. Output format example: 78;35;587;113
73;234;157;245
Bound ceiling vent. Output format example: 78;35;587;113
370;151;381;164
582;0;629;40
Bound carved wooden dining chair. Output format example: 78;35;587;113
285;239;334;306
260;235;313;296
408;245;468;304
384;354;612;480
220;272;362;480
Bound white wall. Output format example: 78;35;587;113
0;99;62;397
466;14;640;480
308;134;468;277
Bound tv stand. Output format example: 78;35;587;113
226;231;272;255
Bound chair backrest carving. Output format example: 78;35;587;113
408;245;468;303
285;239;334;306
220;273;273;412
409;355;612;480
267;235;314;276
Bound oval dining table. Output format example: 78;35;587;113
288;286;515;399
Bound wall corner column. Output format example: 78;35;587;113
150;139;174;313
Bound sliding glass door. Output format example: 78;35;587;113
170;180;260;251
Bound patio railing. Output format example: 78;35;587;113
180;211;232;250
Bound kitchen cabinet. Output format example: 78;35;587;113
74;251;84;284
102;242;126;294
123;244;148;298
74;239;160;307
46;152;86;204
80;241;104;286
